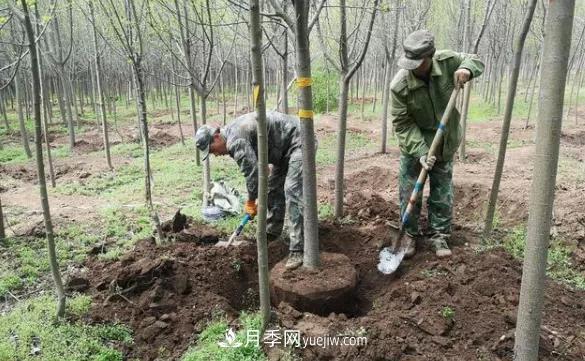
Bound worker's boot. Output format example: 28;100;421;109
285;251;303;270
404;233;417;259
430;233;452;258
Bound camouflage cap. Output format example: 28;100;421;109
397;30;435;70
195;125;218;161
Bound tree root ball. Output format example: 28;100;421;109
270;252;358;316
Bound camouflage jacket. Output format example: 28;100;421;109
390;49;484;160
221;111;302;200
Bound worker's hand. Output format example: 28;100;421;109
419;155;436;171
454;68;471;88
244;200;257;218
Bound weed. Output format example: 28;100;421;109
440;306;455;321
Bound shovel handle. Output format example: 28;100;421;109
235;214;251;236
400;87;461;229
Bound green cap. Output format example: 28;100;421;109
195;125;218;161
397;30;435;70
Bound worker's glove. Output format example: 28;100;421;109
419;155;437;171
454;68;471;89
244;200;258;218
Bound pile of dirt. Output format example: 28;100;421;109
84;214;585;361
149;130;180;148
280;224;585;360
561;129;585;146
85;222;288;360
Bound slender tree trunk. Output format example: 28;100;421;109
514;2;575;359
15;73;33;159
0;94;9;130
21;0;66;317
134;60;164;243
294;0;320;268
200;96;211;206
249;0;271;327
380;57;391;153
189;85;200;165
0;196;5;243
59;70;75;149
484;0;537;238
281;31;289;114
334;78;350;218
90;2;113;170
234;55;239;114
174;83;185;145
35;15;56;187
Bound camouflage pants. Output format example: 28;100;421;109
267;147;303;252
398;153;453;236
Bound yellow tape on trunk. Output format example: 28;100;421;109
298;109;314;119
296;77;313;88
252;85;260;108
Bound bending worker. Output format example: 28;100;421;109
388;29;484;258
195;111;305;270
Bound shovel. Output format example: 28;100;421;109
216;213;251;247
378;87;461;275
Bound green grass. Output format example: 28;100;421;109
502;226;585;289
181;311;265;361
0;295;132;361
440;306;455;321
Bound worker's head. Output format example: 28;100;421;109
398;29;435;77
195;125;227;160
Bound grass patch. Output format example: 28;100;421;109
0;295;132;361
181;311;265;361
502;226;585;289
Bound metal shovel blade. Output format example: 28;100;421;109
377;247;407;274
215;232;245;247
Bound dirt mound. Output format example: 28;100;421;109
561;130;585;146
149;130;180;148
280;227;585;360
86;222;288;360
0;164;37;183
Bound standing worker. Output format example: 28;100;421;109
195;111;305;270
387;29;484;258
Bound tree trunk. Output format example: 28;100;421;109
21;0;66;317
0;94;9;130
294;0;320;268
281;31;289;114
90;2;113;170
189;85;200;165
15;73;33;159
59;70;76;149
200;95;211;206
249;0;271;328
514;1;575;359
0;196;5;243
174;83;185;145
133;59;164;243
334;78;350;218
380;57;391;153
484;0;537;238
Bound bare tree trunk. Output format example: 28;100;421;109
0;94;9;130
15;73;33;159
281;31;289;114
90;2;113;170
249;0;271;327
189;85;200;165
200;96;211;206
294;0;320;268
0;196;5;242
334;78;350;218
380;57;391;153
484;0;537;238
21;0;66;317
174;81;185;145
514;1;575;359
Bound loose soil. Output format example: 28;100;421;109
84;203;585;360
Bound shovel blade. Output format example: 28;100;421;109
215;239;246;247
377;247;406;274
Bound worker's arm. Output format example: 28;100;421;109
230;139;258;201
453;52;485;79
391;87;430;158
